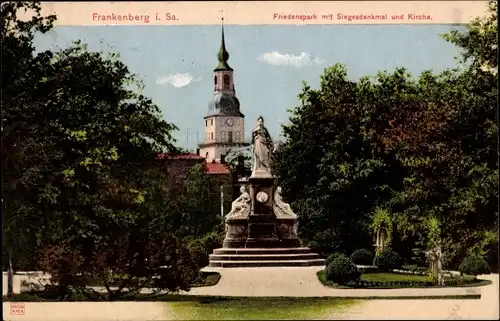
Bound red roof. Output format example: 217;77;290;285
157;153;230;175
157;153;204;160
205;162;231;175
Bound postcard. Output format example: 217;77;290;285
3;1;498;320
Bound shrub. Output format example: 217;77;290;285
458;255;490;276
350;249;374;265
484;238;499;273
325;254;361;285
188;240;210;269
325;252;342;266
188;230;225;269
201;230;225;254
373;249;403;272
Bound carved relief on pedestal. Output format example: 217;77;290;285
235;224;246;235
256;191;269;203
225;221;248;239
278;223;289;234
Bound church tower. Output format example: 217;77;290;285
199;23;249;163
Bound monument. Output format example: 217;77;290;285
209;117;326;267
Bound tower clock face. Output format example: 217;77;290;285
225;118;235;127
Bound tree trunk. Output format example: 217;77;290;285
7;247;14;297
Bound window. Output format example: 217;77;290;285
235;131;240;141
223;75;230;88
205;152;209;159
214;75;217;85
221;131;226;141
211;119;213;126
205;120;208;127
228;131;233;143
211;132;214;140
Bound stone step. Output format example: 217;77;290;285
212;247;314;255
209;259;326;268
209;253;320;261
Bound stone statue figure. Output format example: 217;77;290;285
426;246;444;286
226;186;251;219
273;187;297;219
252;116;274;174
374;222;388;253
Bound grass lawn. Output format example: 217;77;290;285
360;272;482;285
360;272;431;282
167;297;359;320
4;292;359;320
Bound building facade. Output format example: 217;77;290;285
198;25;250;163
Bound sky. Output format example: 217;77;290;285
33;24;465;151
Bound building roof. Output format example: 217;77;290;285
157;153;205;160
158;153;231;175
205;161;231;175
207;92;243;117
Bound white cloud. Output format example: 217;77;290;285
156;73;201;88
257;51;325;68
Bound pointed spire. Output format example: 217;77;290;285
218;22;229;62
215;16;233;71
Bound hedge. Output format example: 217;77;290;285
344;277;478;289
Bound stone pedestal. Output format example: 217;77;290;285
211;173;323;267
245;176;281;248
223;217;248;248
276;218;301;247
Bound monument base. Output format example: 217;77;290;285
245;213;281;248
245;237;281;248
222;217;248;249
208;247;326;268
276;218;300;247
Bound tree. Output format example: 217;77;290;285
440;0;498;268
274;1;497;267
273;65;400;256
2;1;204;300
225;147;252;181
1;1;57;296
178;163;222;238
382;2;498;268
